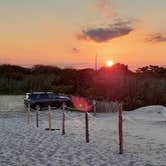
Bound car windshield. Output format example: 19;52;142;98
48;94;58;99
30;94;38;100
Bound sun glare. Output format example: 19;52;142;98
106;60;114;67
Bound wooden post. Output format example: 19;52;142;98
118;103;123;154
62;103;65;135
27;103;30;124
36;108;39;128
93;100;96;116
85;112;89;143
48;105;52;130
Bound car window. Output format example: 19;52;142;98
39;94;48;99
48;94;57;99
48;94;53;99
30;94;38;100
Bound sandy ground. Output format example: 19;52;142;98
0;96;166;166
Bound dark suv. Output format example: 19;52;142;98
24;92;71;110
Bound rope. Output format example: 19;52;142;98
64;111;85;127
65;105;92;111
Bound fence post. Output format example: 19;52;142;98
93;100;96;116
118;103;123;154
36;107;39;128
48;105;52;131
27;103;31;124
62;103;65;135
85;112;89;143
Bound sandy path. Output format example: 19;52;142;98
0;109;166;166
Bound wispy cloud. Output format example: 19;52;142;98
56;62;90;69
77;20;134;43
94;0;116;18
145;33;166;43
71;48;80;54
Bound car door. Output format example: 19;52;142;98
50;94;62;108
47;94;56;107
39;93;49;107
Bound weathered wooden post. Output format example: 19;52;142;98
62;102;65;135
48;105;52;130
85;112;89;143
36;107;39;128
45;105;55;131
27;103;31;124
118;103;123;154
93;100;96;116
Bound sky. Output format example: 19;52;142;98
0;0;166;70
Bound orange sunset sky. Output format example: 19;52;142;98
0;0;166;70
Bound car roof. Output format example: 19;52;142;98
30;92;54;95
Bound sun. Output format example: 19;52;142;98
106;60;114;67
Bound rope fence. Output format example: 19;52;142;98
25;101;124;154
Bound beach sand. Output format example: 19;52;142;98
0;96;166;166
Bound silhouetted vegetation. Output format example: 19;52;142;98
0;64;166;110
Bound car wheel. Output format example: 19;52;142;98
35;104;41;111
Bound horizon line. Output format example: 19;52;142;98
0;63;166;72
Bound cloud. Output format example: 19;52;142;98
72;48;80;54
94;0;116;18
145;33;166;43
55;62;90;69
77;20;134;43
